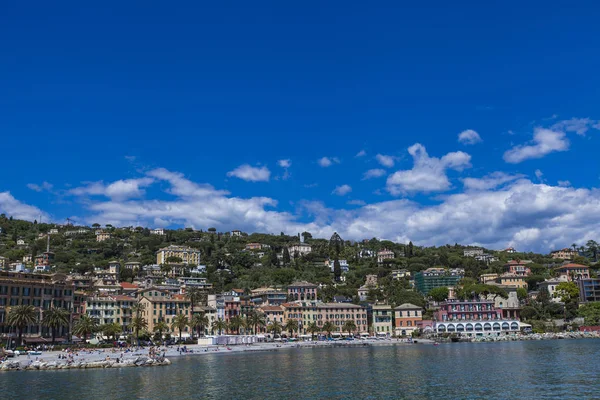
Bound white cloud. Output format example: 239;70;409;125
0;192;49;221
362;169;386;180
551;118;600;136
227;164;271;182
535;169;544;181
332;184;352;196
458;129;482;145
375;154;395;168
355;150;367;157
317;157;340;167
70;178;154;200
503;128;569;164
462;172;525;191
347;199;366;206
277;159;291;168
558;180;571;187
386;144;471;194
66;167;600;253
27;182;53;192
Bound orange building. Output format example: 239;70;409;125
394;303;423;336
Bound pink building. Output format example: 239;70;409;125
504;260;531;276
287;281;318;301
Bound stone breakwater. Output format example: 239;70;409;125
471;331;600;342
0;356;171;372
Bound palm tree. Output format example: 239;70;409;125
130;316;148;345
73;315;98;341
101;323;123;341
306;322;320;340
131;302;146;318
171;313;189;342
250;312;266;334
153;319;169;341
185;288;206;315
228;315;243;335
42;307;70;345
212;318;227;335
7;305;37;346
190;313;209;338
268;320;283;337
342;320;357;337
284;319;299;338
586;240;599;261
322;321;336;338
572;243;578;252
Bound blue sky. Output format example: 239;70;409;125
1;2;600;252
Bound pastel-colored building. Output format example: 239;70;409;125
96;231;112;242
288;243;312;257
156;245;202;266
85;294;135;329
554;263;590;281
550;248;578;260
377;249;395;264
282;302;369;336
434;300;521;337
372;304;393;336
504;260;531;276
287;281;318;301
138;288;193;337
394;303;423;336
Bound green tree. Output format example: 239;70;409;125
191;313;209;337
171;314;189;342
284;319;299;337
322;321;336;338
578;302;600;325
7;305;38;346
153;319;169;341
228;315;243;334
554;281;579;303
185;288;206;315
282;247;291;266
249;311;266;334
428;287;449;302
130;315;148;345
342;320;357;336
212;318;227;335
516;287;528;301
333;259;342;282
306;321;320;340
73;315;98;341
329;232;344;257
101;323;123;341
268;320;283;337
41;307;70;345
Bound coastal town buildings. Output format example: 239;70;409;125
138;288;192;336
84;294;135;329
283;302;369;335
372;304;393;336
550;248;578;260
287;281;318;301
287;243;312;257
434;300;521;337
156;245;202;266
554;263;590;281
504;260;531;276
463;248;484;257
0;271;75;342
95;231;112;242
394;303;423;336
377;249;394;264
538;277;570;303
414;268;464;294
577;279;600;303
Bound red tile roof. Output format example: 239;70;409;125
120;282;139;289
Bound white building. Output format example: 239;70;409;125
377;249;395;264
288;243;312;257
325;259;349;273
464;248;484;257
151;228;165;236
156;245;202;266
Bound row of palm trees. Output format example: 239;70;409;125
6;305;71;346
264;319;358;339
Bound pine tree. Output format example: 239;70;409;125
334;259;341;282
282;247;291;266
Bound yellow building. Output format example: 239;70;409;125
138;288;193;336
498;274;527;289
96;231;112;242
156;245;202;266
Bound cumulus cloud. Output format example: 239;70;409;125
551;118;600;136
70;178;154;201
347;199;366;206
535;169;544;181
462;172;525;191
386;144;471;194
375;154;395;168
277;159;291;168
332;184;352;196
0;192;49;221
317;157;340;167
558;180;571;187
362;169;386;180
458;129;482;145
65;167;600;252
227;164;271;182
503;128;569;164
27;182;53;192
355;150;367;157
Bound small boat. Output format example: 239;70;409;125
433;343;440;346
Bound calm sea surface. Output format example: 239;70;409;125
2;340;600;399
